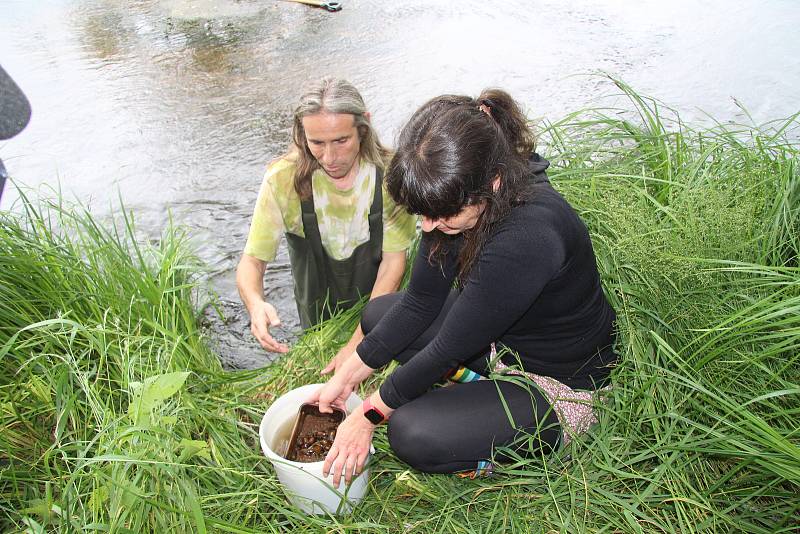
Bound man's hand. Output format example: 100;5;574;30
321;347;349;375
237;254;289;354
321;324;364;375
249;300;289;353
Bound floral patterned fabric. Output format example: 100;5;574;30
492;344;610;447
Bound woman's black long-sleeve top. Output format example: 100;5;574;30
357;158;617;409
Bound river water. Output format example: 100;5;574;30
2;0;799;368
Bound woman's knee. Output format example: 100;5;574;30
386;407;446;472
361;293;402;334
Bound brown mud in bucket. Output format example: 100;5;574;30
284;403;345;462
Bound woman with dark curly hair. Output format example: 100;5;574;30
311;89;617;485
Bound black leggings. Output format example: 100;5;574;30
362;293;561;473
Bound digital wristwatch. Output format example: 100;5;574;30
362;398;386;425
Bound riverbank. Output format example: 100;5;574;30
1;86;798;532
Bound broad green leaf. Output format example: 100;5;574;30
177;438;211;462
128;372;190;426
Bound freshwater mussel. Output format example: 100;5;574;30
286;404;345;462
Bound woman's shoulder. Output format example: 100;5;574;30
496;187;584;251
513;184;571;223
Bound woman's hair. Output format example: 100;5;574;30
291;77;390;199
387;88;536;281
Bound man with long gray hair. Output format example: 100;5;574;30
237;77;416;372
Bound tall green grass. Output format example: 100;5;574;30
1;81;798;532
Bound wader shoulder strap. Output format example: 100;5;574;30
299;187;325;280
370;166;383;215
367;167;383;261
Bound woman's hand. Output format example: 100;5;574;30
308;351;375;413
308;369;352;413
323;392;395;487
322;410;375;487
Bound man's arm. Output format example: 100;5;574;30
370;250;408;300
321;250;407;374
236;253;289;353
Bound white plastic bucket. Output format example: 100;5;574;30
259;383;373;515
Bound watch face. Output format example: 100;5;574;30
363;408;384;425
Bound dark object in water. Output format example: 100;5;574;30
0;63;32;203
279;0;342;12
285;403;345;462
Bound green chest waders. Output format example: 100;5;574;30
285;169;384;329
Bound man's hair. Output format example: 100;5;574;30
291;77;390;199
